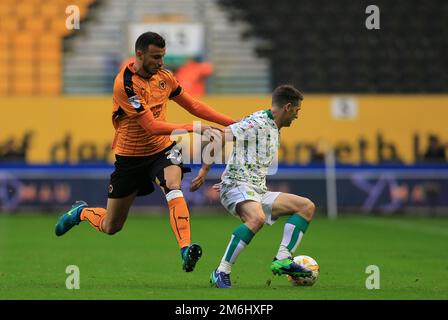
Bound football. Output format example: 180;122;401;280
287;255;320;286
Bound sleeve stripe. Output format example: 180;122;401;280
169;85;182;99
113;106;125;118
123;67;136;98
123;67;145;113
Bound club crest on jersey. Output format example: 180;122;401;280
159;80;166;90
128;95;142;109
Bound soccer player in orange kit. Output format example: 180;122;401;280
55;32;235;272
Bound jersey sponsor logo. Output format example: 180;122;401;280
177;216;189;222
159;80;166;90
128;95;142;109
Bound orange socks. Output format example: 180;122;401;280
80;208;107;232
78;191;191;245
167;190;191;249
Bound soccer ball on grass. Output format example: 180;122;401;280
287;255;320;286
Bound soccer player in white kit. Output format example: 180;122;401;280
190;85;316;288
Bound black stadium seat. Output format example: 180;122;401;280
218;0;448;93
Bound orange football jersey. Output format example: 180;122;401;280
112;63;183;156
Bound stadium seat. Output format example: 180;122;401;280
0;3;14;16
50;16;76;36
40;3;60;17
12;59;34;73
13;51;34;63
219;0;448;92
24;18;49;33
13;34;35;49
10;60;35;95
38;35;61;50
38;76;61;95
37;49;62;63
15;2;36;17
38;63;61;77
0;17;21;32
12;34;35;62
0;80;9;95
0;58;9;74
12;75;35;95
39;72;61;82
0;0;98;95
0;34;10;51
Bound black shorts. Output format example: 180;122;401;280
108;143;190;198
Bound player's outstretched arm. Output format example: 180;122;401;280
114;80;202;136
173;91;236;127
136;111;194;135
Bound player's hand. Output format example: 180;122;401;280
190;166;210;192
198;124;223;136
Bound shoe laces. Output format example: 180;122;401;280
220;272;231;286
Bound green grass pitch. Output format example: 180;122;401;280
0;213;447;300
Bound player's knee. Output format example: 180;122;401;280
247;214;265;231
164;182;181;192
301;199;316;220
103;223;123;235
294;198;315;221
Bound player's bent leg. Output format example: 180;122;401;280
101;192;137;235
212;201;263;288
236;200;266;233
157;165;202;272
55;200;88;236
80;207;107;232
159;166;190;248
55;192;136;236
270;193;316;277
271;193;316;222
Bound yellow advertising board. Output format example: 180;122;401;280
1;95;447;164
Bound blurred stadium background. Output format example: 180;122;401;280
1;0;447;216
1;0;448;301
